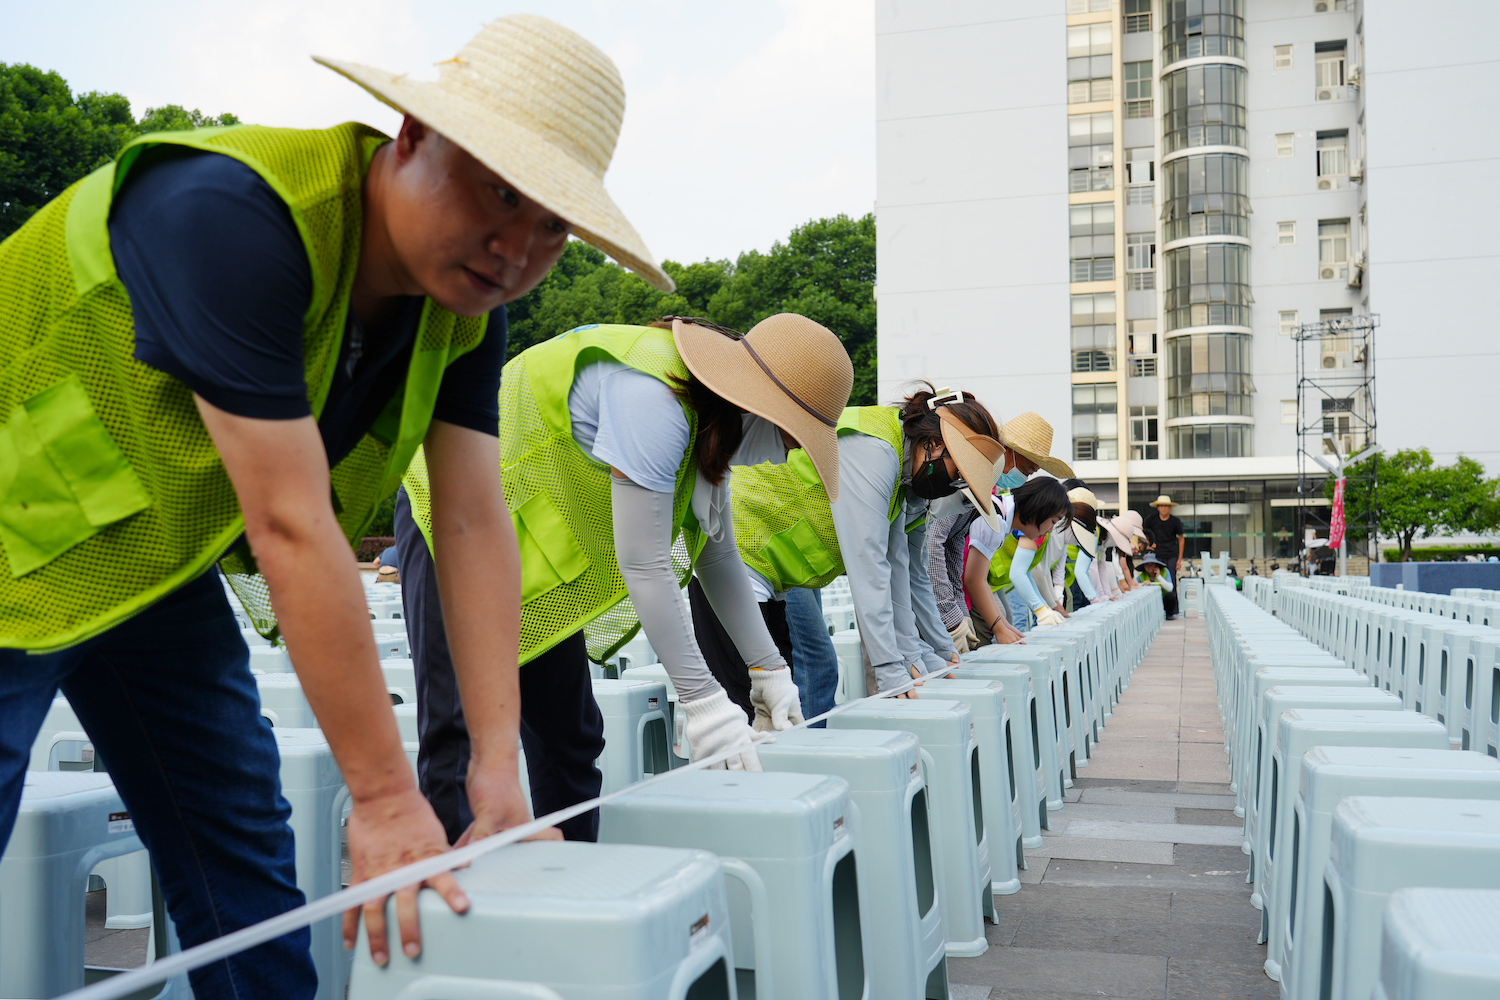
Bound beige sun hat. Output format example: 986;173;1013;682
1101;509;1144;552
1067;486;1100;556
1149;494;1178;508
935;407;1006;531
673;315;854;500
315;14;673;293
1000;412;1075;480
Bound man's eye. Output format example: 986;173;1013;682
494;186;519;207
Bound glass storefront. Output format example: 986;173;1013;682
1125;479;1302;563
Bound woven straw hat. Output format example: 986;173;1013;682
1000;412;1075;480
1150;494;1178;508
935;408;1005;531
673;315;854;500
1067;486;1100;556
315;15;673;293
1101;509;1143;553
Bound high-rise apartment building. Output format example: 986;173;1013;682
876;0;1497;565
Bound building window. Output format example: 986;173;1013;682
1072;292;1117;372
1161;0;1246;65
1130;405;1160;459
1274;44;1293;69
1125;0;1151;32
1161;152;1251;241
1315;42;1346;100
1278;222;1296;246
1125;147;1155;185
1069;112;1115;192
1163;242;1252;331
1127;185;1155;205
1166;332;1254;419
1125;61;1153;117
1318;219;1350;280
1068;0;1114;11
1316;130;1348;185
1073;383;1119;461
1070;202;1116;282
1319;308;1355;367
1282;399;1298;425
1322;397;1361;454
1276;132;1295;157
1161;63;1248;153
1126;233;1156;289
1130;356;1158;376
1168;423;1253;458
1279;310;1299;336
1068;23;1114;104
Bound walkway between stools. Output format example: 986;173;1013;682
947;615;1276;1000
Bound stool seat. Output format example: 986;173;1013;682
620;664;689;767
1377;888;1500;1000
600;770;868;1000
952;664;1047;847
831;629;866;704
961;645;1068;812
590;678;671;794
350;841;735;1000
380;657;415;705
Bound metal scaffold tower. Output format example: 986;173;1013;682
1295;313;1380;575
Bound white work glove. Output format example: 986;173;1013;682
1034;605;1066;628
749;667;805;732
948;617;978;654
680;690;763;771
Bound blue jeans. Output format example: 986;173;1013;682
785;587;839;727
1004;588;1033;633
0;572;315;999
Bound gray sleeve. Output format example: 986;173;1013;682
610;476;720;704
907;506;958;666
693;504;787;670
828;433;906;674
926;514;968;631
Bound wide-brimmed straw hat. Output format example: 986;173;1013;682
1101;509;1144;553
673;315;854;500
1149;494;1178;508
1067;487;1100;557
935;407;1005;531
1000;412;1075;480
315;15;673;292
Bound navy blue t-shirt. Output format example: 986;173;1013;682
108;148;505;468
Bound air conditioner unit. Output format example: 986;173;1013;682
1317;87;1339;101
1314;0;1330;10
1322;355;1337;368
1349;158;1364;182
1321;266;1337;280
1318;178;1334;190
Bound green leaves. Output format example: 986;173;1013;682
1331;448;1500;561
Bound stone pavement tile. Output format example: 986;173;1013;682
1168;889;1262;929
1026;837;1175;865
1043;857;1214;891
1176;782;1233;796
1041;818;1071;836
1176;807;1242;827
1166;956;1279;999
1073;778;1181;793
1051;801;1178;824
1064;820;1243;847
1179;742;1232;762
947;946;1168;999
996;884;1172;920
1018;858;1049;884
1009;913;1174;957
1179;728;1226;743
1178;761;1232;783
1064;787;1083;802
1081;759;1179;781
1080;788;1237;809
982;906;1025;948
948;985;993;1000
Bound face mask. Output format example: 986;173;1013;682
996;451;1029;490
731;414;790;467
909;444;959;500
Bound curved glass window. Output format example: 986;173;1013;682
1168;422;1253;458
1161;0;1245;66
1163;243;1251;331
1165;332;1255;419
1162;64;1247;153
1161;153;1250;241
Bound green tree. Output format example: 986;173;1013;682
0;63;241;240
1333;449;1500;561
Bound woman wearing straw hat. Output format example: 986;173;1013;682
0;13;683;987
711;386;1005;706
1142;495;1185;618
1098;509;1145;598
398;313;853;832
1053;487;1106;608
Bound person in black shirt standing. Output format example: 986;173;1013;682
1143;495;1185;619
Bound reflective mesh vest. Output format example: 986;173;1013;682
987;528;1049;593
0;123;486;650
731;406;905;593
403;324;701;665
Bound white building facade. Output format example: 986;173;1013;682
876;0;1500;564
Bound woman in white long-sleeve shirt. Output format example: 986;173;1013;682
964;478;1075;635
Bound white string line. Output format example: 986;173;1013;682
60;660;974;1000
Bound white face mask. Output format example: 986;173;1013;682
731;414;790;467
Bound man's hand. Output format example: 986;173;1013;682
455;757;561;847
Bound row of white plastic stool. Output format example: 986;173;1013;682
1204;584;1500;1000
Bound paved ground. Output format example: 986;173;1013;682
947;615;1277;1000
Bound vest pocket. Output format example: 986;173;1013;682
760;518;837;590
0;375;151;577
511;491;589;604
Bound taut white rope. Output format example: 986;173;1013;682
61;663;963;1000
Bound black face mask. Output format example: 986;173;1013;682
909;445;959;500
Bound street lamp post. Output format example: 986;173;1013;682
1312;437;1378;577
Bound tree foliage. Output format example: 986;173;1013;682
1331;448;1500;561
0;62;239;239
506;213;878;404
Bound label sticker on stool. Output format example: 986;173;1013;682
108;811;134;834
690;914;710;938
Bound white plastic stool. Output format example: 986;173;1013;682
255;673;319;728
1281;748;1500;1000
832;629;865;704
961;645;1067;813
913;677;1023;896
1258;709;1449;979
590;678;672;794
28;695;89;771
756;729;948;1000
370;625;408;659
600;770;868;999
0;772;190;999
1376;888;1500;1000
952;663;1048;847
379;657;416;705
350;841;735;1000
1324;797;1500;1000
831;699;994;958
620;664;689;767
1234;664;1362;813
93;850;154;928
248;645;291;673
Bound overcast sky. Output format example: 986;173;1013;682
1;0;875;267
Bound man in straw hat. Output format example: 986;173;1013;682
998;411;1076;484
1143;494;1185;618
0;14;670;992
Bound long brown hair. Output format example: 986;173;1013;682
893;382;999;450
651;318;745;487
